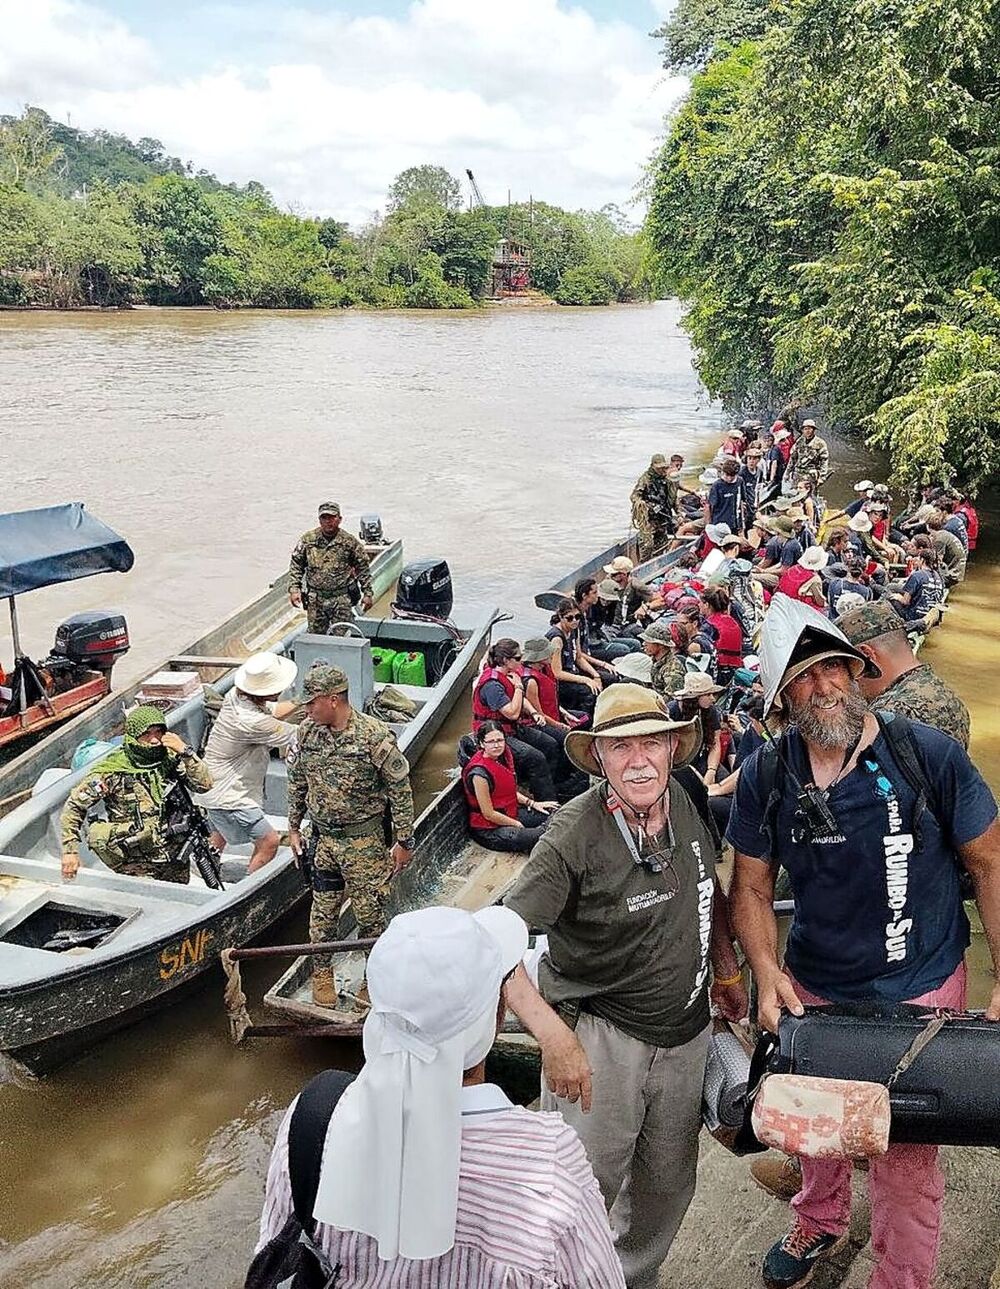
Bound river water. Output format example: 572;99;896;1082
1;302;997;1286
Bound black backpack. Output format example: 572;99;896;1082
245;1069;356;1289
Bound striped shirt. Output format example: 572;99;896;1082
256;1083;624;1288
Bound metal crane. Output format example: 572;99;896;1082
466;168;487;210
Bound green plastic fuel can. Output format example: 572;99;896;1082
391;651;427;687
370;647;399;683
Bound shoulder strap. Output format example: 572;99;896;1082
873;712;942;849
288;1069;356;1233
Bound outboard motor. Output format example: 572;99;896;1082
396;559;453;620
359;514;385;545
50;611;130;675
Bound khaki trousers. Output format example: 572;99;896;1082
542;1012;710;1289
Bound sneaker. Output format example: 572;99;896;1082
762;1221;847;1288
751;1153;803;1202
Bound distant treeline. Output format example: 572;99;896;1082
645;0;1000;489
0;107;656;311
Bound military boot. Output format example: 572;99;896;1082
311;968;338;1008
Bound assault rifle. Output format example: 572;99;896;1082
161;781;224;890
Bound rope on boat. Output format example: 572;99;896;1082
221;947;253;1045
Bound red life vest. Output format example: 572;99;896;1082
462;748;518;831
957;502;979;550
472;667;518;734
775;563;819;602
706;611;743;668
524;663;560;723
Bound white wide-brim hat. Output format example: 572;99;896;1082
233;650;298;697
798;546;828;571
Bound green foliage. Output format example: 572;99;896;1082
654;0;773;72
0;110;653;315
646;0;1000;487
387;165;462;213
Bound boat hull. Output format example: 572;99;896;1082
534;536;696;611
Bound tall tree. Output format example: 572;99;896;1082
386;165;462;213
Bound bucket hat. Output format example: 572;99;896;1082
704;522;733;546
603;555;635;575
848;512;873;533
520;638;552;664
234;650;298;697
797;546;828;572
672;672;725;700
564;684;701;776
612;653;654;684
853;480;874;494
596;578;623;603
640;618;676;646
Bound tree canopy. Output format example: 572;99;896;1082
0;108;652;313
646;0;1000;489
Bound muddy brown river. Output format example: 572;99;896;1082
1;302;997;1286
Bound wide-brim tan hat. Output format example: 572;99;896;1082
565;683;701;776
672;671;725;700
234;650;298;697
603;555;635;575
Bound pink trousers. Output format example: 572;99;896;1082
789;962;967;1289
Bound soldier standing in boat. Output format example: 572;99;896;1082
60;705;214;884
288;502;374;634
286;664;415;1008
630;454;678;560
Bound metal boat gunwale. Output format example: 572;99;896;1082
534;536;697;611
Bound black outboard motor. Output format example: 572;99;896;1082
396;560;453;620
359;514;385;545
50;612;130;675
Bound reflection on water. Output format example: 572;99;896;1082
0;303;998;1287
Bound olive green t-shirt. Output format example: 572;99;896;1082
505;779;717;1049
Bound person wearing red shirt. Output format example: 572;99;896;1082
699;585;745;687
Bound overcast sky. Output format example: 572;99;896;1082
0;0;686;223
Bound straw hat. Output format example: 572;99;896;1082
797;546;828;572
848;512;873;533
603;555;635;575
672;671;725;700
564;684;701;776
233;650;298;697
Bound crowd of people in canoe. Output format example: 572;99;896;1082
461;413;980;854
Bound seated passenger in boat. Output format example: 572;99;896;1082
669;672;726;783
254;905;624;1289
774;547;828;610
823;551;873;615
574;578;639;662
462;723;557;853
472;639;564;801
591;577;644;646
520;638;585;733
926;510;968;585
545;600;603;715
60;705;214;884
197;651;299;873
698;585;744;687
890;547;946;623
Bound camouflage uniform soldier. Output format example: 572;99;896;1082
287;664;415;1007
60;705;214;883
835;600;971;748
787;420;830;484
640;619;687;698
630;455;676;561
289;502;374;634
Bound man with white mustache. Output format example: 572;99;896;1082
505;684;744;1289
728;601;1000;1289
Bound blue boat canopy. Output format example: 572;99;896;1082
0;504;134;598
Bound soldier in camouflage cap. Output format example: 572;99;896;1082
835;599;971;748
631;455;679;561
288;663;415;1007
60;705;214;882
640;618;686;698
289;503;374;634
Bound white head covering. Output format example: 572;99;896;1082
312;905;528;1262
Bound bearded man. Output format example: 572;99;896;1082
727;599;1000;1289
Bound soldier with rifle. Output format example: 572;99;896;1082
60;705;218;885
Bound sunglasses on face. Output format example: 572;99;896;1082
564;613;581;621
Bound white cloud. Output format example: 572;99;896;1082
0;0;687;221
